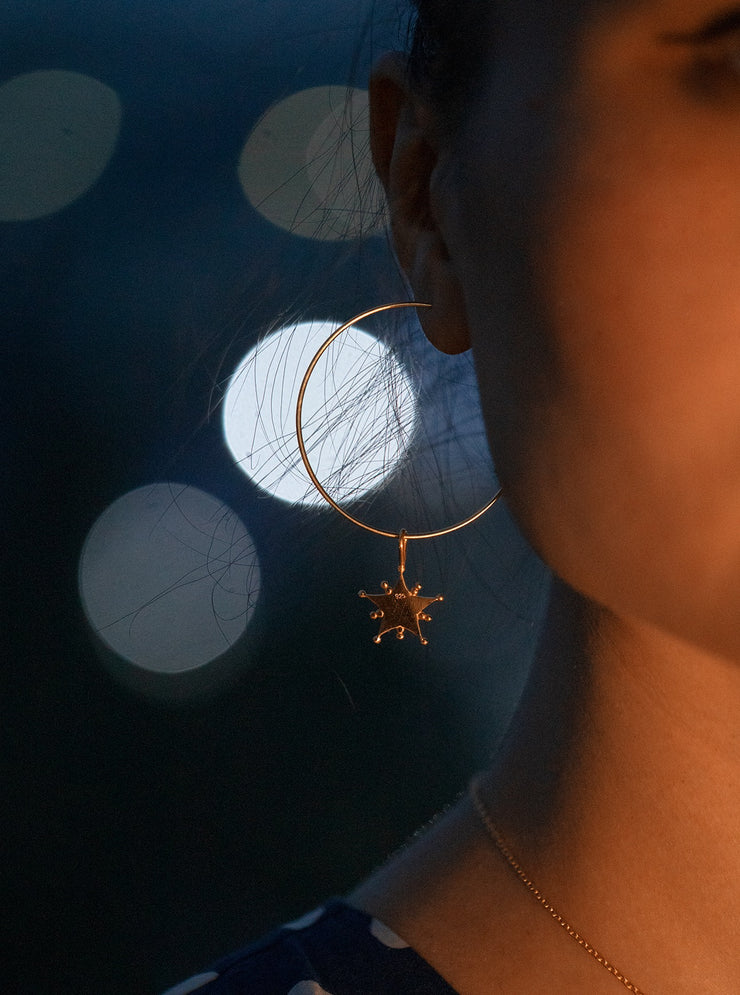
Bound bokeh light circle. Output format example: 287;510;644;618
238;86;386;241
0;70;122;221
222;319;418;506
79;484;260;674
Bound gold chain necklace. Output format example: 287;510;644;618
469;775;647;994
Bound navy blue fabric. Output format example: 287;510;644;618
164;899;459;994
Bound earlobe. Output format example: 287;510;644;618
369;54;470;355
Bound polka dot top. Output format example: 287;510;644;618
162;900;459;994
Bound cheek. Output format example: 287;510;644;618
448;16;740;658
543;158;740;468
514;124;740;659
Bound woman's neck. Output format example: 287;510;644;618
491;580;740;993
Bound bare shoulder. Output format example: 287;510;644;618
349;794;488;918
347;793;618;994
347;794;520;992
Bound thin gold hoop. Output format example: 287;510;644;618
295;302;502;540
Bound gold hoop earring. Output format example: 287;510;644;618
295;302;502;644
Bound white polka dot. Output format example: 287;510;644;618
238;86;386;241
370;917;410;949
222;318;417;506
161;972;219;995
287;983;333;995
0;70;121;221
283;907;325;930
78;483;260;674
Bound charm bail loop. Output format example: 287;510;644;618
397;531;407;579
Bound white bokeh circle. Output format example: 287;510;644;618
222;319;418;506
238;86;386;241
0;70;121;221
79;484;260;674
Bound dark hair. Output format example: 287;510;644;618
406;0;491;119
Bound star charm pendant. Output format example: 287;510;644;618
359;533;443;645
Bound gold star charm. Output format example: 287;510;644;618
359;533;443;645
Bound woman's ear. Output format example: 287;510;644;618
369;53;470;354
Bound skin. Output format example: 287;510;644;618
351;2;740;991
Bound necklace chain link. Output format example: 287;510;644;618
469;776;646;994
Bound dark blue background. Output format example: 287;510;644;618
2;3;545;991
